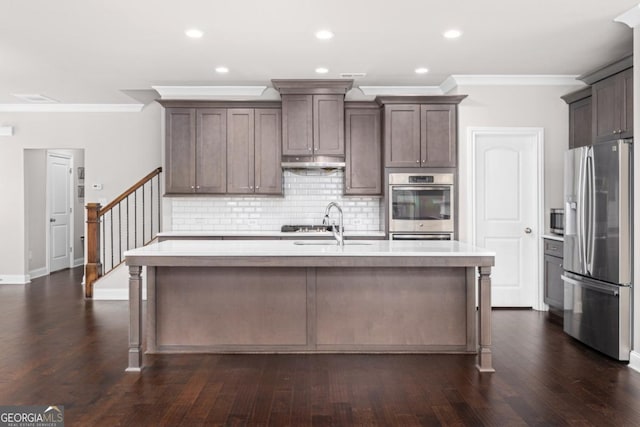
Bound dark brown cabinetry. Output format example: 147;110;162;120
281;94;344;157
344;103;381;195
378;96;465;168
543;238;564;310
163;102;282;195
562;87;592;149
166;108;227;194
592;67;633;142
569;96;592;149
226;108;283;195
272;79;353;161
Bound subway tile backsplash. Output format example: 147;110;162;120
170;170;382;231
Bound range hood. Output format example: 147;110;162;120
281;161;345;169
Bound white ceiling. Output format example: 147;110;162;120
1;0;637;105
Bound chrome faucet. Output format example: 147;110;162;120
322;201;344;247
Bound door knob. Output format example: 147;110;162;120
524;227;532;234
50;218;56;223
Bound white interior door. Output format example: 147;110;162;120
473;129;541;307
48;154;71;272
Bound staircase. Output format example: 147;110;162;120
84;167;162;298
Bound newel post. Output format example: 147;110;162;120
85;202;102;298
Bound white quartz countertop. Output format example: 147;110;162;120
125;239;495;258
157;230;386;238
542;234;564;242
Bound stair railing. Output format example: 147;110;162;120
85;167;162;298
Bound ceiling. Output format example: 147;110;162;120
1;0;637;105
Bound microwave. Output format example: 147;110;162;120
550;208;564;235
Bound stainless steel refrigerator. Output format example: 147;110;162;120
562;139;633;361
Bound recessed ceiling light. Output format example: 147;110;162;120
215;66;229;74
315;67;329;74
443;29;462;39
185;28;204;38
315;30;334;40
415;68;429;74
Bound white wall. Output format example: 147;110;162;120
24;150;47;276
0;103;162;283
454;84;575;241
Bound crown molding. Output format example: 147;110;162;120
447;74;583;87
615;5;640;28
0;104;144;113
359;86;443;96
0;126;13;136
153;85;267;100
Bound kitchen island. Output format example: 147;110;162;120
124;240;495;372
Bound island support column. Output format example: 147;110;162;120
477;266;495;372
126;265;143;372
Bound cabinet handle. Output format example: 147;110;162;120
191;186;195;189
308;147;312;151
422;159;426;163
196;185;200;189
416;160;420;163
250;186;253;190
255;186;259;189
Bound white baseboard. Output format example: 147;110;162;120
29;267;49;280
73;258;84;268
0;274;31;284
91;287;147;301
629;351;640;373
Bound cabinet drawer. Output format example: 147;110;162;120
543;239;563;257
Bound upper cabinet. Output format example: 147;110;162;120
562;87;592;149
227;108;282;195
161;101;282;195
280;94;344;156
273;79;352;160
592;68;633;142
574;55;633;144
377;96;466;168
344;103;382;195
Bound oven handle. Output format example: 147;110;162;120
390;186;452;192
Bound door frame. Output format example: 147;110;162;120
466;127;545;310
46;151;74;273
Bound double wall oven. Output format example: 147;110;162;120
388;173;454;240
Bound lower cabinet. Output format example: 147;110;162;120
543;238;564;310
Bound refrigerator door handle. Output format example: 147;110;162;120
577;149;587;273
561;275;620;296
586;149;596;275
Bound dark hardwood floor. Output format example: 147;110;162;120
1;267;640;426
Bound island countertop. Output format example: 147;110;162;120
124;240;495;267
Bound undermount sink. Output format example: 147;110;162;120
293;241;373;246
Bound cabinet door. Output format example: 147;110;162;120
544;254;564;309
593;74;621;143
282;95;313;156
227;109;255;194
255;109;282;195
165;108;196;194
313;94;344;156
345;108;381;195
621;67;633;139
420;104;456;167
384;105;421;167
196;109;227;193
568;97;592;149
